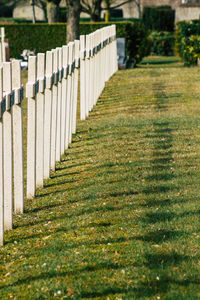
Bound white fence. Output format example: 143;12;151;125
0;25;117;245
0;27;6;63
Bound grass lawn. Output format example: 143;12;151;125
1;56;200;299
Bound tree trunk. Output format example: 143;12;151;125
66;0;81;42
30;0;36;23
47;1;59;23
91;0;102;22
38;0;48;22
104;0;110;23
91;13;100;22
32;5;36;23
136;0;142;19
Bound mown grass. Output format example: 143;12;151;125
1;56;200;299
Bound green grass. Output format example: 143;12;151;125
1;56;200;299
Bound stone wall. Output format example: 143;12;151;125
142;0;179;9
121;0;200;22
176;6;200;21
13;0;66;21
13;1;45;20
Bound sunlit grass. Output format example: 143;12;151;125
1;57;200;299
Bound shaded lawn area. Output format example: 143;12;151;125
1;56;200;299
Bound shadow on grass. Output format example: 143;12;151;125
145;172;176;181
0;261;134;290
1;256;197;299
143;81;175;199
144;252;192;269
136;229;183;244
16;201;137;230
81;277;199;298
139;198;172;208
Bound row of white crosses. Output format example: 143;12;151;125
80;25;117;120
0;28;6;63
26;41;80;199
0;61;24;245
0;25;118;245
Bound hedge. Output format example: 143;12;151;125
1;21;150;64
175;20;200;65
143;6;175;32
80;22;150;63
149;31;174;56
2;24;66;59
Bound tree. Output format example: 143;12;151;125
35;0;61;23
35;0;48;22
30;0;36;23
133;0;141;19
81;0;102;22
80;0;142;23
36;0;81;41
0;0;18;18
46;0;61;23
103;0;142;22
66;0;81;42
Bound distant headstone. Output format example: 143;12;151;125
117;38;128;70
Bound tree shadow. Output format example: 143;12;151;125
81;276;199;298
143;81;176;199
136;229;183;244
144;252;193;269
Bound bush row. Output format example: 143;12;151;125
175;20;200;65
1;21;149;64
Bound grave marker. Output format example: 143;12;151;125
50;49;58;171
12;60;24;213
36;53;45;187
26;56;37;199
3;62;13;230
44;51;53;178
0;66;4;245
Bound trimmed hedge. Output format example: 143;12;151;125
175;20;200;65
149;31;174;56
3;24;66;59
1;21;150;64
143;6;175;32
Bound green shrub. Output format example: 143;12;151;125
149;31;174;56
1;21;150;64
178;35;200;66
143;6;175;32
125;22;151;63
175;20;200;65
175;20;200;55
80;21;150;63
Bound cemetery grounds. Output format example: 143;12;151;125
0;56;200;299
